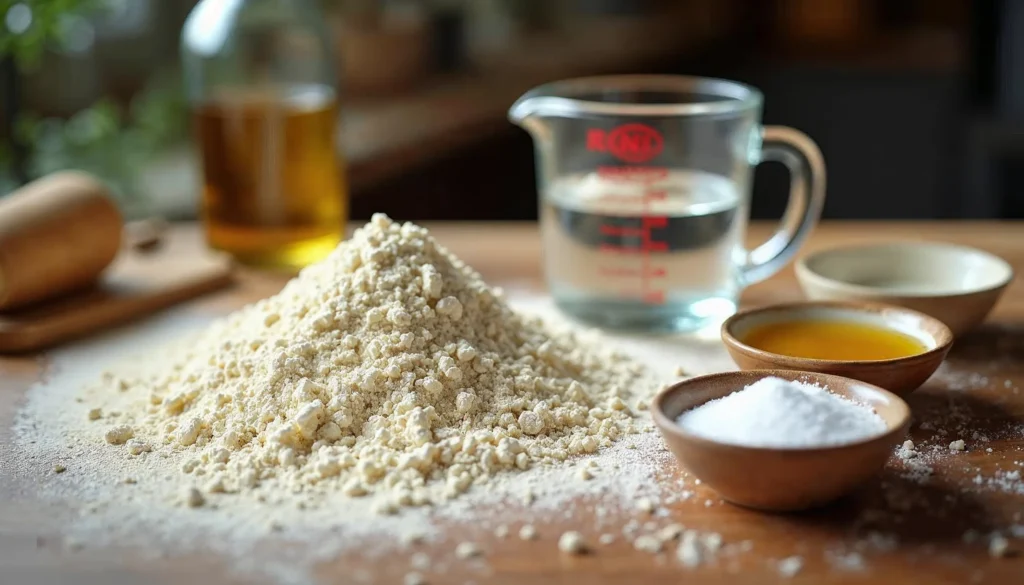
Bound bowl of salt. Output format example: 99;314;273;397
652;370;910;512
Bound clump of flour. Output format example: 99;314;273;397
85;214;652;511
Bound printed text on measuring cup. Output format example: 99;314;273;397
583;123;672;304
586;123;664;164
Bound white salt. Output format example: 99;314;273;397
674;376;886;448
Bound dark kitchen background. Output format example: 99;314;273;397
1;0;1021;221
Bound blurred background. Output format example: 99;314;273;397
0;0;1019;223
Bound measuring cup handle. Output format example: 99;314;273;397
740;125;827;285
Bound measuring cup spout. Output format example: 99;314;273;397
507;94;560;138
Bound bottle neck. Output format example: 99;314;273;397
182;0;337;102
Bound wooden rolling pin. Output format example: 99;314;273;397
0;171;122;311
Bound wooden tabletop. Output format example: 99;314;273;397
2;220;1023;584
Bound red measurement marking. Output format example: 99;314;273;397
587;124;664;163
589;192;667;204
599;239;667;253
595;194;670;305
614;290;667;304
599;225;645;237
597;165;669;183
599;266;667;278
642;216;668;229
599;244;644;254
642;290;666;304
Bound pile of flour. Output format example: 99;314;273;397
84;214;652;512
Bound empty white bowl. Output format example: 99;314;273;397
796;242;1014;336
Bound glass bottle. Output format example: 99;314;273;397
182;0;348;270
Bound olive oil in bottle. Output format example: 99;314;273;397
182;0;347;270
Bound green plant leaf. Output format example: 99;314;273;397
0;0;105;69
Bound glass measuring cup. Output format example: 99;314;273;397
509;75;826;332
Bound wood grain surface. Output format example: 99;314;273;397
1;221;1023;585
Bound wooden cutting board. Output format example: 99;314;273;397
0;227;233;353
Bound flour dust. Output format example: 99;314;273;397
8;217;729;585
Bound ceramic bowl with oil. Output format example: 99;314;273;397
796;242;1014;336
721;301;953;396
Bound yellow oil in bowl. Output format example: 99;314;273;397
742;320;928;361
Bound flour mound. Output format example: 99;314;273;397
93;214;648;510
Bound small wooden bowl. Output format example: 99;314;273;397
796;242;1014;336
652;370;911;511
721;301;953;396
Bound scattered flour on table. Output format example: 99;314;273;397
674;376;886;448
776;555;804;577
77;214;654;508
557;531;588;554
930;363;993;393
825;550;866;572
862;359;1024;576
979;470;1024;495
11;340;687;584
10;215;720;584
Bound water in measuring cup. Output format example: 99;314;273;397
541;169;747;332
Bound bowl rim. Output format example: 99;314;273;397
720;300;954;368
651;369;912;454
796;241;1015;298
